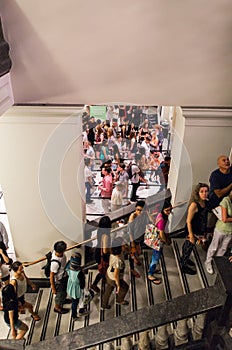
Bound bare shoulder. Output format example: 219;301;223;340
129;212;136;223
188;201;198;213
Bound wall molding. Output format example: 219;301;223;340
182;107;232;127
0;105;83;124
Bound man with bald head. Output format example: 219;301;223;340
209;155;232;209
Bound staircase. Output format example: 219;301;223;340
0;238;223;349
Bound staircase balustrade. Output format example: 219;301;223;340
1;188;232;349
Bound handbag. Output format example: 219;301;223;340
144;216;162;250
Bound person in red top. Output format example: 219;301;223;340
147;202;172;285
99;167;113;213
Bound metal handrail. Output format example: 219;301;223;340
23;197;188;267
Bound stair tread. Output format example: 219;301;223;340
0;237;218;346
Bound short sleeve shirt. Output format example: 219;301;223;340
0;264;10;281
131;164;140;183
84;166;92;182
209;167;232;208
50;251;67;282
4;300;19;325
215;196;232;234
107;253;125;281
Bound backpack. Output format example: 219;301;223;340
41;251;61;278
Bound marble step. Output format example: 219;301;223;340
0;238;217;346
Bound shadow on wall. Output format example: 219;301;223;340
0;0;75;102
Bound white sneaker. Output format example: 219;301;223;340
205;261;214;274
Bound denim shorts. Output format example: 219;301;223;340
6;319;22;329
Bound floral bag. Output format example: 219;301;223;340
144;216;162;250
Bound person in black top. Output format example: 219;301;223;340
87;116;97;146
207;155;232;232
180;183;209;275
90;216;111;293
208;155;232;209
2;283;28;339
0;241;12;265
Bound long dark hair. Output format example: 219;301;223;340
2;283;17;306
96;216;111;248
95;216;111;263
160;200;172;220
190;183;209;204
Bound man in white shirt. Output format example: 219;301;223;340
50;241;70;314
141;136;151;158
130;162;140;202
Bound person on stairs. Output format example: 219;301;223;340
2;283;28;340
180;183;209;275
147;201;172;285
11;261;41;321
90;216;111;294
128;200;150;278
102;237;129;309
208;155;232;233
0;221;9;250
66;252;93;321
0;242;12;310
50;241;71;314
205;190;232;274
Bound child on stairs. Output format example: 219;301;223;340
66;252;93;321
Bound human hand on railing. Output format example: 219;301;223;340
187;235;196;245
52;287;57;295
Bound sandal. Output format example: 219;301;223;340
131;270;141;278
148;276;161;285
31;314;41;321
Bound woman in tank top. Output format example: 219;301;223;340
11;261;40;321
180;183;209;275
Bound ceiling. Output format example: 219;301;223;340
0;0;232;106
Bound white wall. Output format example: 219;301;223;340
0;0;232;106
182;108;232;184
168;108;232;231
0;107;84;277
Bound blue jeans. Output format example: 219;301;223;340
71;297;80;318
148;249;162;276
85;182;91;201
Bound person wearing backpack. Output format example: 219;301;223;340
50;241;70;314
